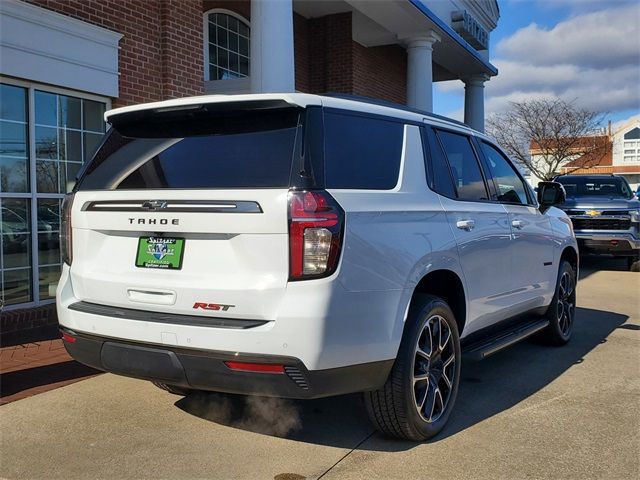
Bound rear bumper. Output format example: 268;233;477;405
60;328;393;399
575;232;640;257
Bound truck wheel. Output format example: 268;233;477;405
364;294;461;441
152;381;192;396
628;256;640;272
541;260;576;345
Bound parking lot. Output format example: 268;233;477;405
1;259;638;480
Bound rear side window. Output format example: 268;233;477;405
436;130;489;201
77;108;300;190
324;112;403;189
480;142;529;205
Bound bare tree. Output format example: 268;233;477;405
486;98;609;182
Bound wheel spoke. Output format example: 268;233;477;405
415;378;428;410
413;372;429;384
424;385;437;421
440;325;451;351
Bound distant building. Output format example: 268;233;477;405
526;118;640;190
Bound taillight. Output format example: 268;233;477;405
60;193;74;266
288;190;344;280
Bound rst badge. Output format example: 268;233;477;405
193;302;235;311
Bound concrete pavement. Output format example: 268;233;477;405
1;261;638;479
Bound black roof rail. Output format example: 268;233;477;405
321;92;471;129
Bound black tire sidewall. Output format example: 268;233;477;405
546;260;576;343
398;295;461;440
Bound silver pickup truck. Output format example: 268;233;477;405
555;174;640;271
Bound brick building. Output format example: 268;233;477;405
0;0;500;323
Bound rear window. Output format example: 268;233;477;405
324;112;403;189
76;107;301;190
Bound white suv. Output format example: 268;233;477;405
57;94;578;440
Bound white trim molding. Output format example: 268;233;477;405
0;0;122;97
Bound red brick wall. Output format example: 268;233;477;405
307;13;353;94
27;0;203;108
353;43;407;104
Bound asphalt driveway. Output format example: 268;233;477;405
1;259;638;480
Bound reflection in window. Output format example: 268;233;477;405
436;131;488;202
480;142;529;205
205;12;250;80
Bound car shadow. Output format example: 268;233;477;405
175;306;626;451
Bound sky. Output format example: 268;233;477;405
432;0;640;130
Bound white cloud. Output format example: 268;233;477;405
485;3;640;116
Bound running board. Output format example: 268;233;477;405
462;319;550;361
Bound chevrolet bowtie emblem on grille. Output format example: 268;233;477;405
142;200;168;211
586;210;601;217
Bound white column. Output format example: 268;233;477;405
405;31;441;112
250;0;295;93
464;74;489;132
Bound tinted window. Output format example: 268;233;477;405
423;127;456;198
436;131;488;201
324;112;403;189
555;176;633;199
480;142;529;205
77;110;300;190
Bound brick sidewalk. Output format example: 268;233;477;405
0;338;99;405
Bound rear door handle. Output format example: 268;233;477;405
511;220;525;230
456;219;475;231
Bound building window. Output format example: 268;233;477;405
204;11;250;81
0;80;106;308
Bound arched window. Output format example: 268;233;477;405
204;10;250;81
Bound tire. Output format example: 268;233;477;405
152;381;192;396
627;256;640;272
541;260;576;346
364;294;461;441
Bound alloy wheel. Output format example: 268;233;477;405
413;315;456;423
557;270;575;336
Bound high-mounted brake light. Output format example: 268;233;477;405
60;193;75;266
288;190;344;280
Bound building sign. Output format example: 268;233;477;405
451;10;488;50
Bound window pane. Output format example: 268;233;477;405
0;84;27;122
35;91;58;126
0;121;27;157
239;56;249;76
217;26;228;49
38;199;61;232
38;233;60;265
239;36;249;57
324;113;403;189
59;128;82;162
0;156;29;193
36;160;59;193
2;233;30;268
210;66;221;81
59;96;81;129
39;264;61;300
209;22;217;45
83;99;105;132
209;44;218;66
228;16;239;33
480;142;529;205
437;131;488;201
238;22;249;37
229;53;239;73
218;47;229;70
229;32;239;52
2;268;32;305
1;198;30;234
36;126;58;159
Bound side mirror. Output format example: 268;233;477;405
537;181;566;212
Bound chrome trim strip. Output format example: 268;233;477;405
82;199;263;213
